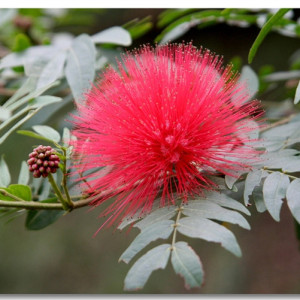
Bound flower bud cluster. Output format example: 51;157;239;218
27;145;60;178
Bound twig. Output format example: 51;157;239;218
48;173;72;211
260;114;296;132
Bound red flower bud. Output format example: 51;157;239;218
27;145;60;178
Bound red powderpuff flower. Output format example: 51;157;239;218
71;43;261;228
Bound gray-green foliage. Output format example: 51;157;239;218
120;192;250;291
171;241;204;289
0;26;132;144
286;179;300;224
263;172;290;221
124;244;171;291
0;156;11;187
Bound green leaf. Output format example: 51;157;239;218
244;169;267;206
134;206;177;230
124;244;171;291
119;220;174;264
220;8;234;16
263;172;290;221
26;209;64;230
17;130;55;143
157;9;197;28
18;161;30;185
171;241;204;289
294;80;300;105
204;191;251;216
239;65;259;98
92;26;132;46
182;200;250;230
155;10;221;43
32;125;61;143
0;184;31;201
0;188;14;201
159;21;200;44
7;184;31;201
248;9;290;63
0;156;11;187
230;55;242;72
36;51;67;89
65;34;96;104
286;179;300;224
177;217;242;257
126;18;153;40
12;33;32;52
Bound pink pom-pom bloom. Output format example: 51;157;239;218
71;43;261;228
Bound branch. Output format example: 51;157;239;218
47;172;72;211
0;198;93;210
